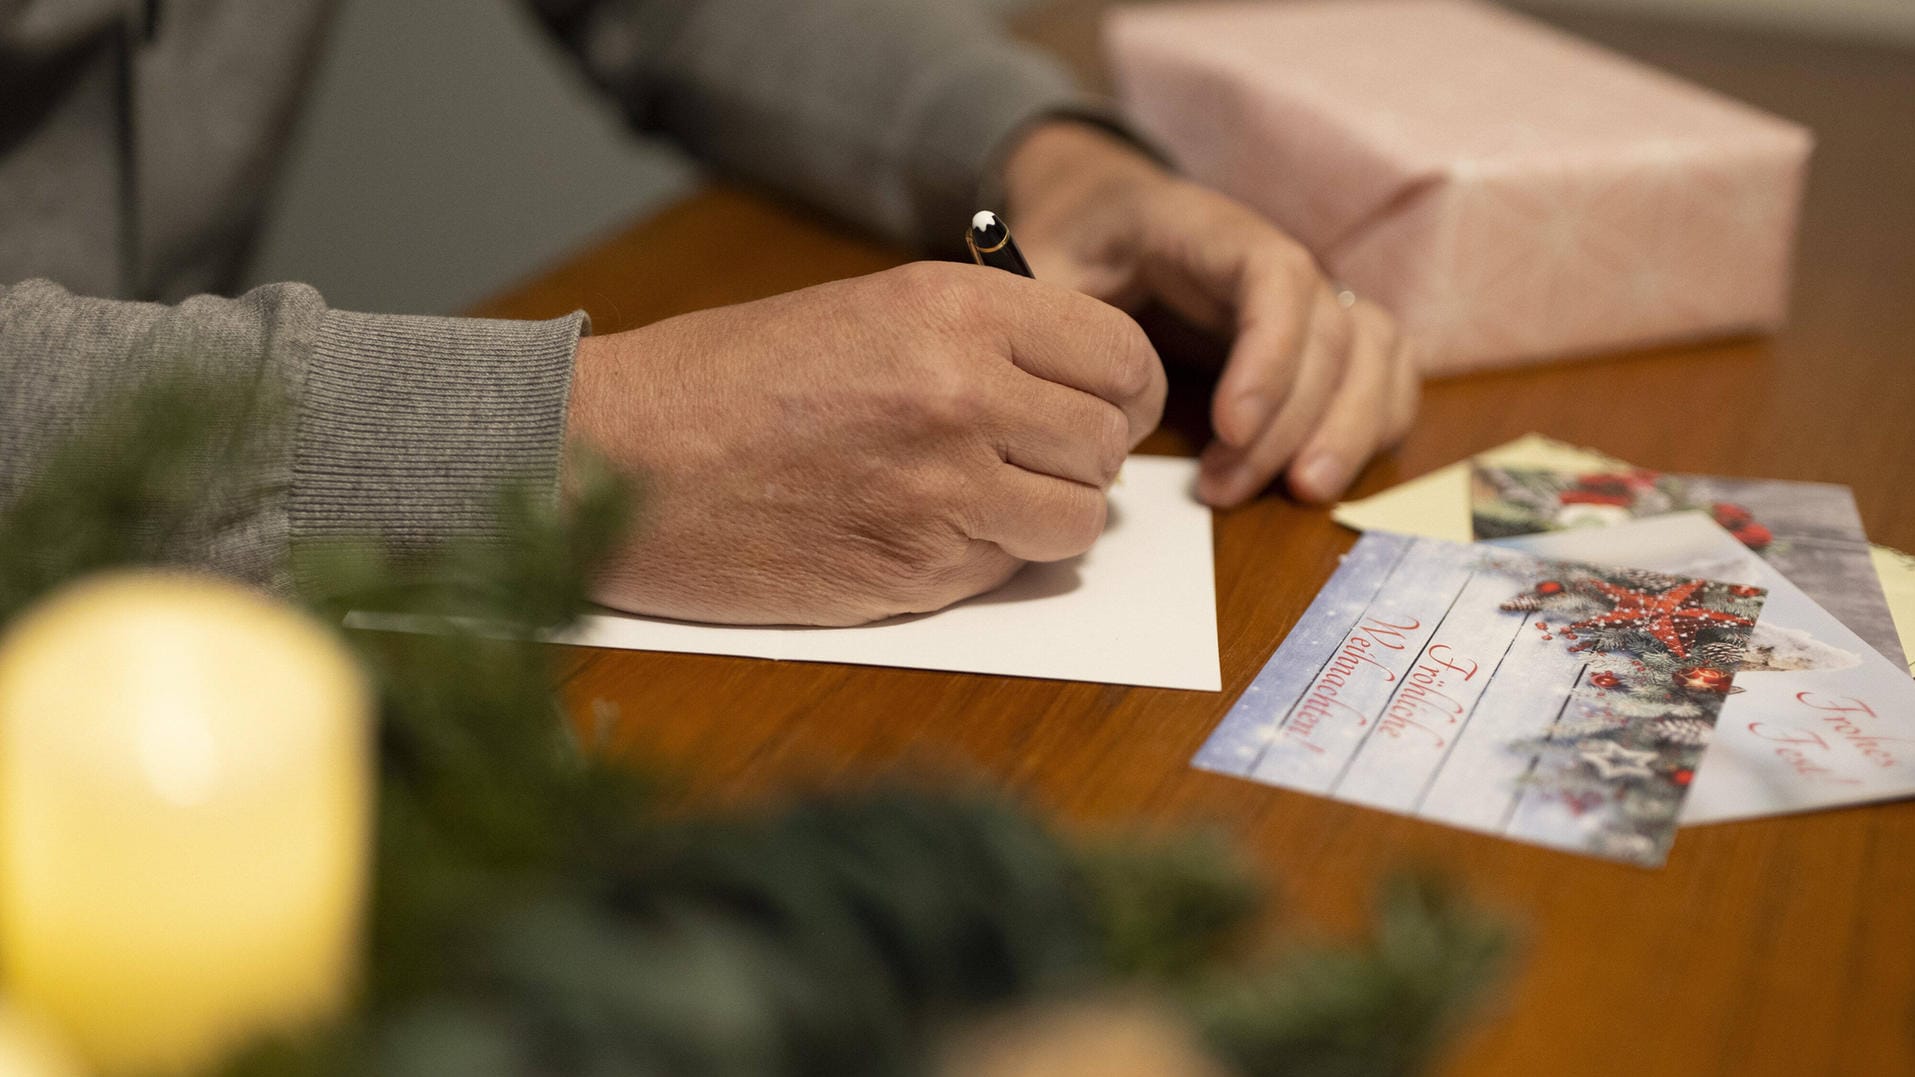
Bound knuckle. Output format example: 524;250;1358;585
890;463;944;513
1094;407;1131;479
894;261;987;324
1275;245;1320;289
1059;491;1110;555
1102;315;1158;402
899;364;985;430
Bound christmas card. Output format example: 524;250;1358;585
1195;532;1765;866
1473;464;1905;669
1503;514;1915;824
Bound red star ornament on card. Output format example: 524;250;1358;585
1566;580;1753;659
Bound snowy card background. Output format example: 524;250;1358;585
1196;532;1765;866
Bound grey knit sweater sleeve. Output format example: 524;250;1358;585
530;0;1085;247
0;279;583;593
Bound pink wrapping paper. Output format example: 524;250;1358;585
1104;0;1813;374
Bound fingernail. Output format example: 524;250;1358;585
1197;443;1236;503
1202;464;1254;508
1295;453;1349;502
1223;393;1273;447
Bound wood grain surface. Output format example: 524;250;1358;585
473;8;1915;1074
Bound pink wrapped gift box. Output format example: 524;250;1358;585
1104;0;1814;374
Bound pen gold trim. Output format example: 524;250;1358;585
967;210;1035;278
968;231;1010;256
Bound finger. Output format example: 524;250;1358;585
1198;286;1350;506
987;276;1168;445
1285;303;1400;503
964;466;1108;563
1126;196;1317;447
1386;333;1423;443
988;374;1131;488
1204;245;1320;448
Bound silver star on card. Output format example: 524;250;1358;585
1579;739;1659;781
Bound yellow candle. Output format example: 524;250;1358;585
0;1003;82;1077
0;571;372;1076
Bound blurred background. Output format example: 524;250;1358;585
245;0;1915;316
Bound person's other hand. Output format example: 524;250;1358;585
564;263;1166;626
1002;121;1419;508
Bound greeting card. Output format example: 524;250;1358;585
1505;514;1915;824
1196;532;1764;866
1473;464;1904;668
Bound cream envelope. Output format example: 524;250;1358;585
354;455;1221;692
1505;514;1915;824
1871;546;1915;676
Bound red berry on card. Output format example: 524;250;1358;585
1591;671;1621;689
1536;581;1564;595
1729;584;1760;597
1673;768;1694;786
1712;501;1753;529
1734;523;1773;549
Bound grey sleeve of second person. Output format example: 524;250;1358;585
0;280;585;592
530;0;1086;247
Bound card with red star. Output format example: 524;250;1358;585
1196;530;1765;867
1471;463;1903;670
1507;514;1915;826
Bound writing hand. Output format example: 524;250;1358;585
1002;121;1419;507
564;262;1166;625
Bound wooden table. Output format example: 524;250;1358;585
473;8;1915;1075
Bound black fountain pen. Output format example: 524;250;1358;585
966;210;1035;278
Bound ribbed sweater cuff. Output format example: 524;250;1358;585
292;308;586;553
